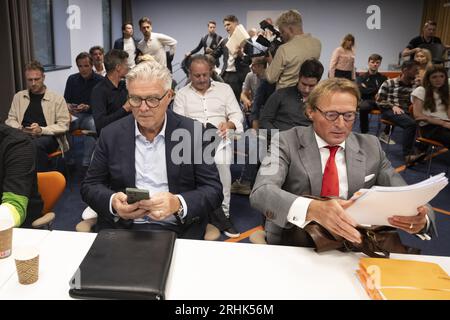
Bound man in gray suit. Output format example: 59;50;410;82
250;78;435;246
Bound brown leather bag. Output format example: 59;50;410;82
303;222;420;258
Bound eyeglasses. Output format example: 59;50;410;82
128;90;169;108
315;106;357;122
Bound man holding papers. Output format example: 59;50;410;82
250;78;436;246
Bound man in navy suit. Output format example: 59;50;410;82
113;22;140;68
81;61;223;239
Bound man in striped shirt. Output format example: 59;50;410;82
377;60;422;165
0;125;42;227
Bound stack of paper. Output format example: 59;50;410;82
226;24;250;55
357;258;450;300
346;173;448;226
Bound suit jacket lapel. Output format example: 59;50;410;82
297;126;322;196
165;110;181;194
120;116;137;187
345;133;366;198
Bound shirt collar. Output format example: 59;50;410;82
134;114;167;141
314;132;346;150
188;80;215;94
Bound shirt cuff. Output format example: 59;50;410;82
415;214;432;241
176;195;188;219
0;205;15;227
287;197;314;228
109;193;119;217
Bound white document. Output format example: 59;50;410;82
226;24;250;55
346;173;448;226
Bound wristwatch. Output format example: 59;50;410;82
174;204;185;225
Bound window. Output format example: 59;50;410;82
102;0;112;52
30;0;54;66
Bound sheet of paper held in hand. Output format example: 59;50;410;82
226;24;250;55
346;173;448;226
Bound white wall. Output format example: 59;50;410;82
45;0;115;95
131;0;424;83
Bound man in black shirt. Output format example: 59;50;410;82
6;61;70;171
91;49;132;135
402;20;450;62
356;54;388;134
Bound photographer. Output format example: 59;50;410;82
265;9;321;90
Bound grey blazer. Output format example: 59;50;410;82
250;125;436;245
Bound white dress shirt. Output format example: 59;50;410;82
137;32;177;67
173;81;243;134
287;133;347;228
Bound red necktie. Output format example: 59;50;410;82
321;146;340;197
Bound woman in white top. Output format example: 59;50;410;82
329;34;355;81
411;64;450;147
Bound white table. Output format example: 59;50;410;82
0;229;50;289
1;229;450;300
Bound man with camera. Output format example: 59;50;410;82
265;9;321;90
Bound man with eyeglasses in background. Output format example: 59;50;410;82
81;60;223;238
250;78;435;246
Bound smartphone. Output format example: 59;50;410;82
126;188;150;204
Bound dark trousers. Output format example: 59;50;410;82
127;217;208;240
334;69;353;80
421;125;450;148
359;100;377;134
223;71;243;102
31;135;60;171
381;109;417;156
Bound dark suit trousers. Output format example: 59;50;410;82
223;71;243;101
31;135;59;171
359;100;377;134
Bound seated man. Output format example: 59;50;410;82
377;60;422;165
250;78;435;246
260;58;324;132
356;53;387;134
173;54;243;238
81;61;223;239
6;60;70;171
64;52;103;170
0;125;43;228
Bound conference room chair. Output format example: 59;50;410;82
31;171;66;229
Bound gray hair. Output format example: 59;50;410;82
126;61;172;90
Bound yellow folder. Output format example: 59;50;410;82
358;258;450;300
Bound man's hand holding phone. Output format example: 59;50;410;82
22;123;42;136
112;191;147;220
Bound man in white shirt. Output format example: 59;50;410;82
89;46;107;77
136;17;177;68
173;55;244;238
250;78;435;246
113;22;139;68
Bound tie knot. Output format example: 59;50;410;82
325;145;340;156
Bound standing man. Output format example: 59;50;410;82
212;15;252;101
64;52;103;170
402;20;450;62
250;78;435;246
6;60;70;171
89;46;107;77
114;22;140;69
91;49;131;135
186;21;223;59
81;60;223;239
173;55;243;238
356;54;387;134
265;9;321;90
136;17;177;68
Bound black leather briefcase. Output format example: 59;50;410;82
69;229;176;300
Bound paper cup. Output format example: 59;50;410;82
0;220;13;259
14;247;39;285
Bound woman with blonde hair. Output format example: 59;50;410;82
411;64;450;148
414;48;432;85
329;34;355;80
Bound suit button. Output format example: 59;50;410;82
265;211;274;220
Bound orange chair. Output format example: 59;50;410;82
31;171;66;229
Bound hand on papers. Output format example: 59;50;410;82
138;192;180;221
112;192;148;220
388;206;428;234
307;199;362;244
